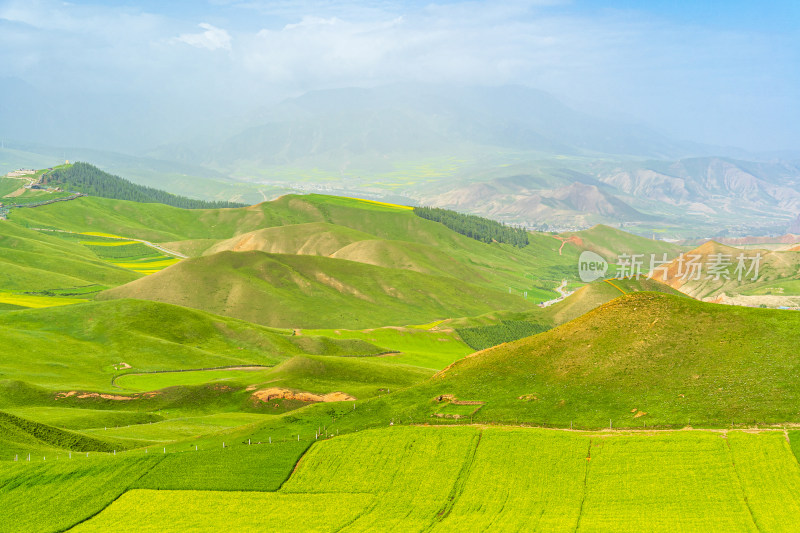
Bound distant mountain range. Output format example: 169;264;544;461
4;82;800;236
146;84;709;168
425;157;800;235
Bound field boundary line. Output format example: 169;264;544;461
331;496;381;532
110;364;275;387
425;428;482;529
278;441;317;492
573;438;592;532
603;278;626;295
56;455;167;533
725;435;763;533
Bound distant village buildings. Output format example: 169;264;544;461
6;169;35;178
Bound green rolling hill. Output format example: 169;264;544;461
8;194;575;296
41;162;246;209
269;291;800;433
0;221;139;292
97;251;535;329
0;299;385;392
565;223;682;258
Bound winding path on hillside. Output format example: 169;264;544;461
110;364;272;387
538;279;574;307
31;228;188;259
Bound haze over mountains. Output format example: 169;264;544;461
3;82;799;237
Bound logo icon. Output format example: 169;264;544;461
579;251;608;282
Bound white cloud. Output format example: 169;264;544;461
0;0;796;150
174;23;232;51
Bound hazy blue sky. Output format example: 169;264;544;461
1;0;797;152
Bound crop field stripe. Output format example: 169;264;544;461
577;432;759;532
432;428;589;532
0;293;89;308
0;455;163;533
427;429;482;526
728;431;800;532
60;455;167;533
724;434;761;532
280;426;480;532
133;440;312;492
79;232;127;239
69;490;375;533
573;438;592;533
81;241;140;246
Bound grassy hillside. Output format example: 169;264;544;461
0;221;139;293
0;410;144;458
98;251;534;329
445;277;687;350
204;222;375;256
258;292;800;433
8;192;694;306
0;299;384;391
133;439;311;491
8;194;588;294
304;325;473;370
417;292;800;427
541;276;687;326
42;162;246;209
566;224;683;258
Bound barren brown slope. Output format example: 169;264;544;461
653;240;800;299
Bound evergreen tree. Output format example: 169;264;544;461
43;162;247;209
413;206;529;247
